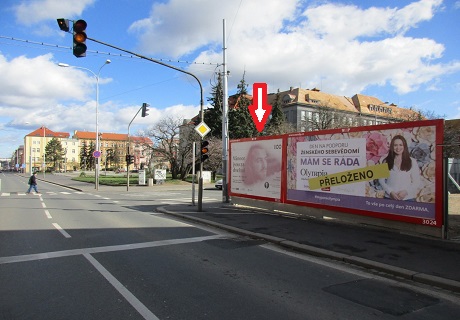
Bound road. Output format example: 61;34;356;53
1;172;460;319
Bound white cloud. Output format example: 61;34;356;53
13;0;95;25
0;53;97;109
129;0;455;96
128;0;298;58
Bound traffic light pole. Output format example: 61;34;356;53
127;105;143;191
85;36;205;210
198;143;204;211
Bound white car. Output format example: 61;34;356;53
215;179;223;189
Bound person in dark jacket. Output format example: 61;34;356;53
26;172;40;194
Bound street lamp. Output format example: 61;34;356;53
58;59;111;190
42;126;46;178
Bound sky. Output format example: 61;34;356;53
1;0;460;159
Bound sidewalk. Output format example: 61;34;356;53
34;173;460;293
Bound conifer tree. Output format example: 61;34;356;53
44;137;65;171
204;72;223;138
228;74;257;139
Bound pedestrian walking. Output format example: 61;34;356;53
26;172;40;194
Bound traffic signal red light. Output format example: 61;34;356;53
200;140;209;162
73;20;87;57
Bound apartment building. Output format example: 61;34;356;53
22;127;152;173
24;126;69;174
267;87;420;132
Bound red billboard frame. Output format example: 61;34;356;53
229;120;444;228
285;120;444;227
229;135;286;202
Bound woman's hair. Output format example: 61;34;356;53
384;135;412;171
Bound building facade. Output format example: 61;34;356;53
267;87;421;132
22;127;152;174
24;126;69;174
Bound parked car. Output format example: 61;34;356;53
215;179;223;189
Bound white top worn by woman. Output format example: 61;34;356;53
379;157;420;200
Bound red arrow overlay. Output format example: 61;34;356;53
248;83;272;132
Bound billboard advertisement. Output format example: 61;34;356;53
286;120;443;226
230;138;283;200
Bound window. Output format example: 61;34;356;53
282;95;292;104
300;111;306;121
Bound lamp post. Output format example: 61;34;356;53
58;60;111;190
42;126;46;178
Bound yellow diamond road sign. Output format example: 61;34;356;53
195;122;211;137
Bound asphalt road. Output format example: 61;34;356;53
1;172;460;319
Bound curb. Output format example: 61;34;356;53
156;206;460;294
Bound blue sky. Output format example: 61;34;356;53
1;0;459;159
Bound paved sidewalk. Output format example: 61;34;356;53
30;172;460;294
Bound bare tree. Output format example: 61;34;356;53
304;101;356;131
144;116;195;180
202;136;223;180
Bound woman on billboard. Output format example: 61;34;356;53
378;135;421;201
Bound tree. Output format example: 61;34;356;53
145;116;197;180
264;90;295;135
205;72;223;138
202;136;223;180
303;100;355;131
228;75;257;139
104;148;116;171
79;141;93;171
45;138;65;171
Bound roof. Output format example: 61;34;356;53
72;130;152;144
268;87;420;119
27;126;69;138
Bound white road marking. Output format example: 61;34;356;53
0;234;227;265
84;253;160;320
52;223;71;238
44;210;52;219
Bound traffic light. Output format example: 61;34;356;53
125;154;134;165
200;140;209;162
73;19;87;57
57;18;69;32
141;103;150;117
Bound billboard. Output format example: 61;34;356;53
286;120;443;227
229;138;283;200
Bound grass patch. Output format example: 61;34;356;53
72;175;193;186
